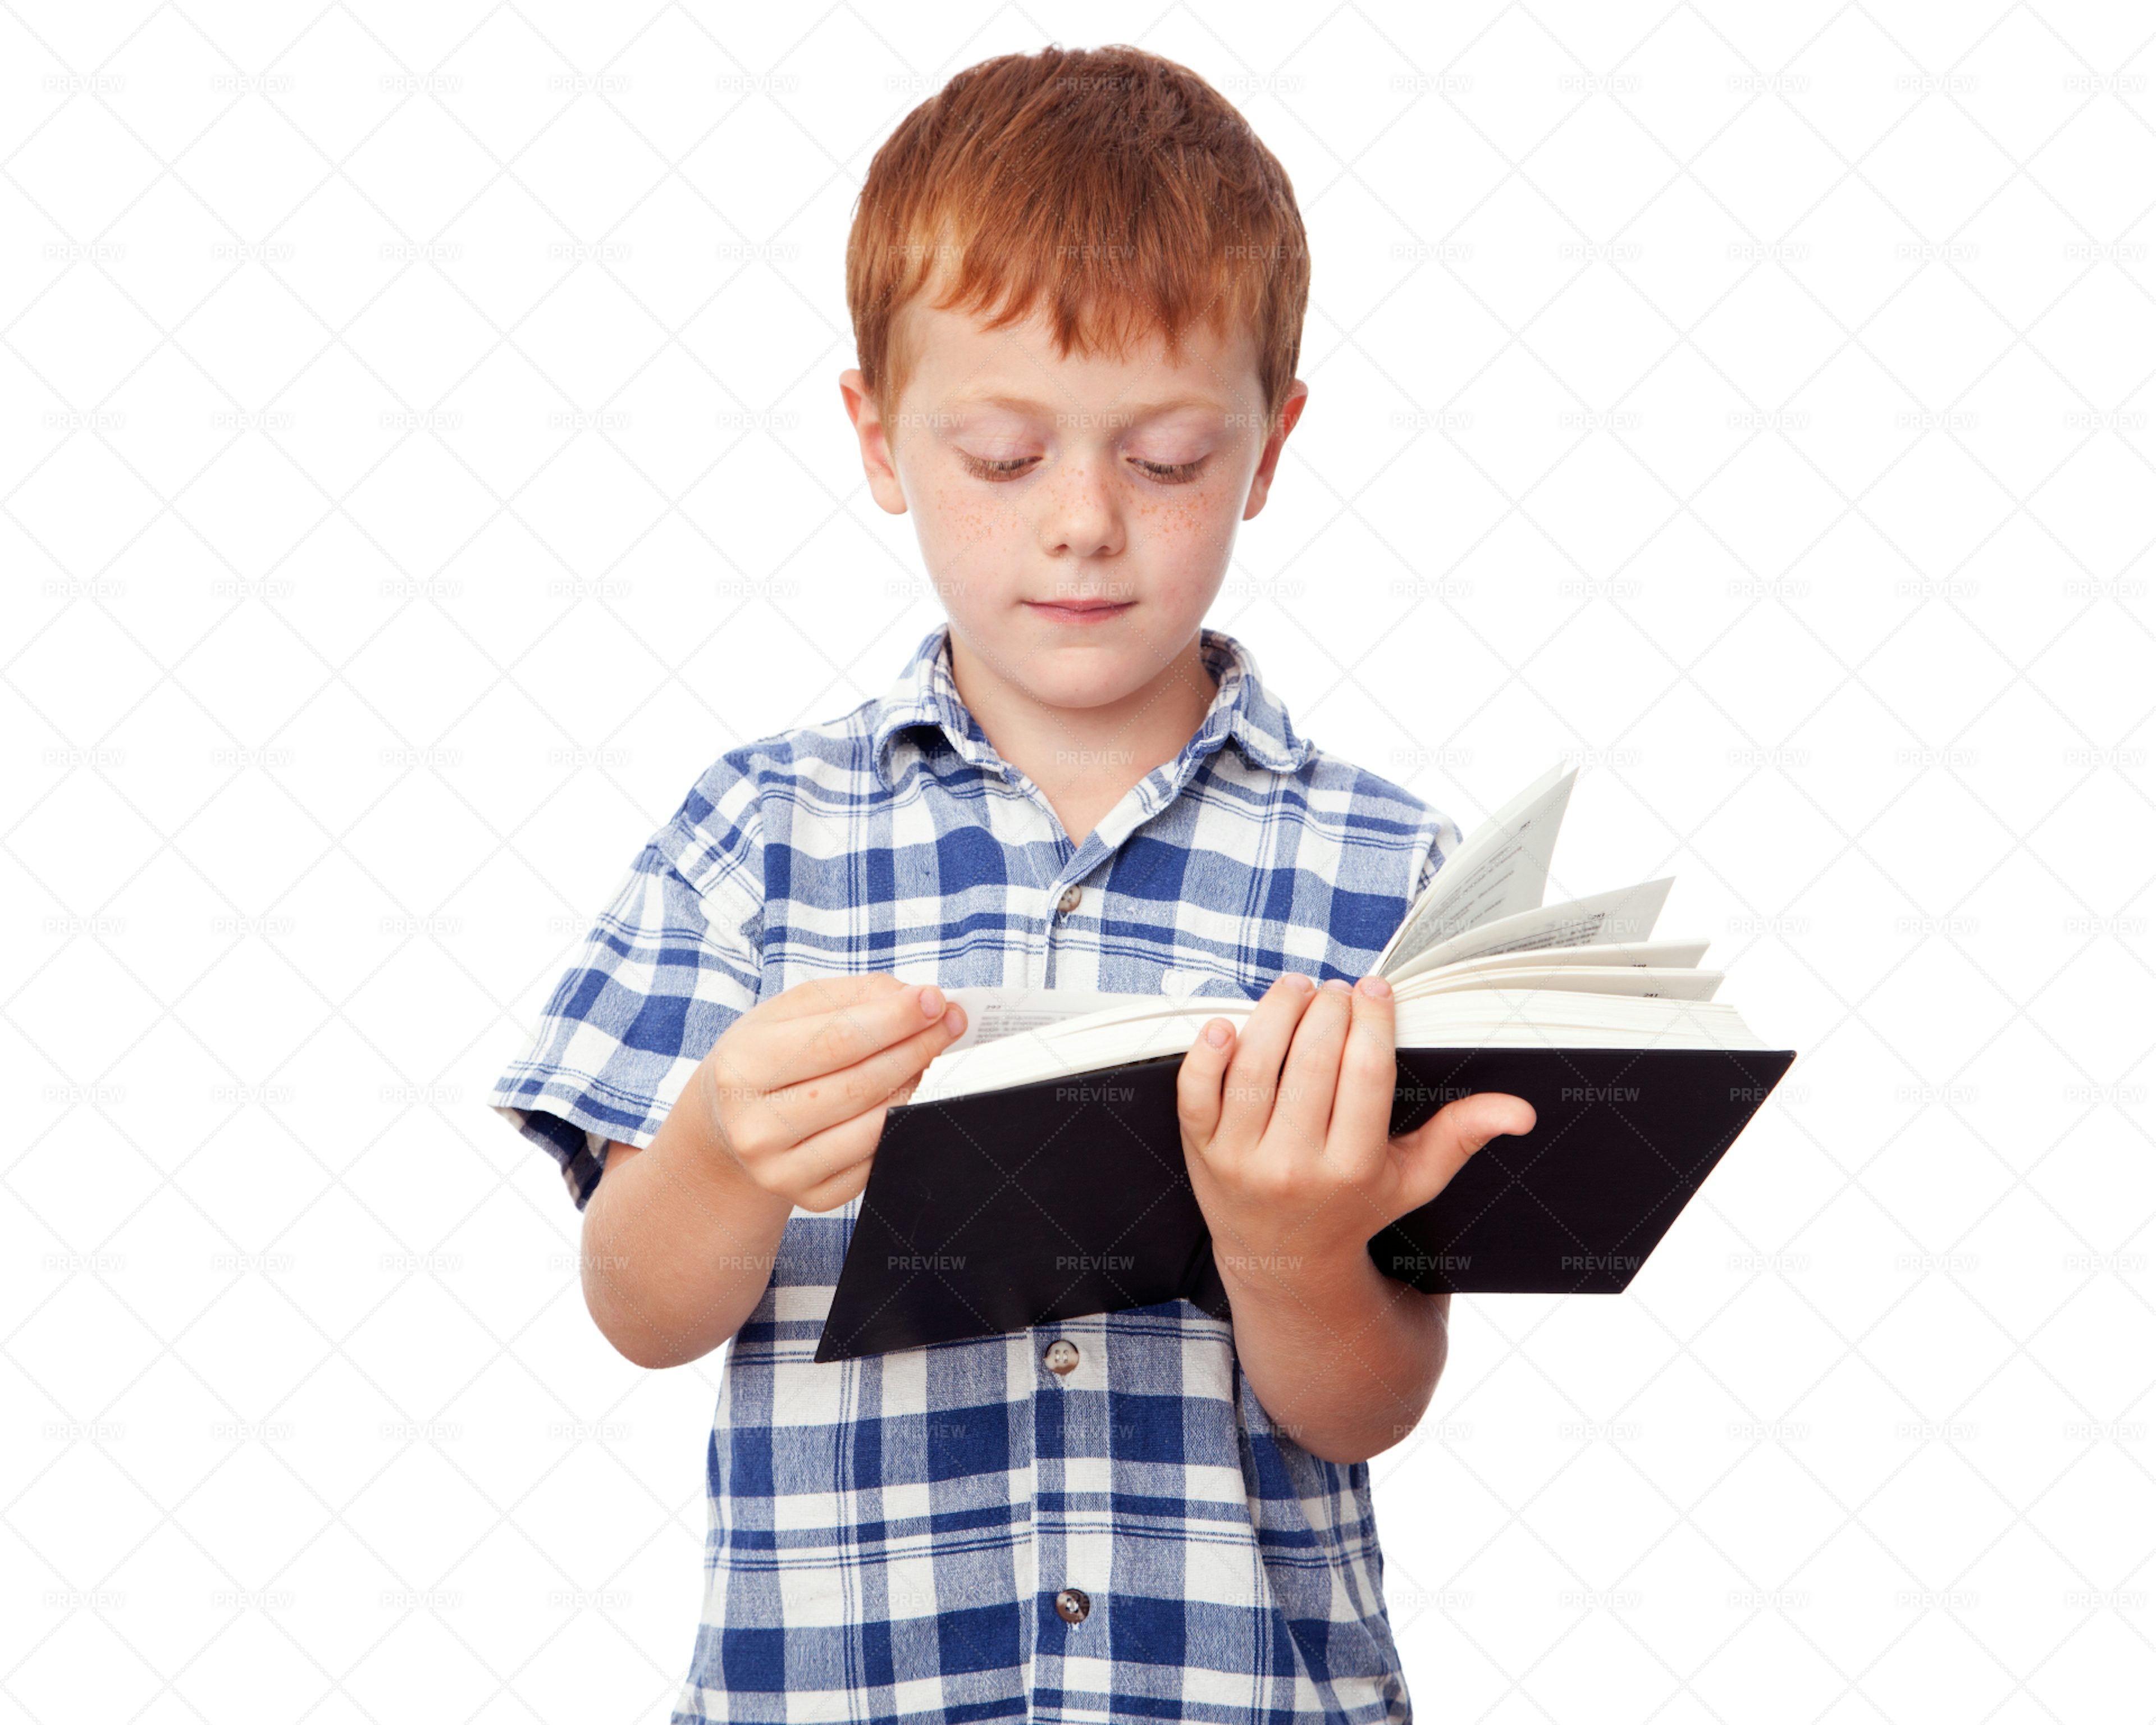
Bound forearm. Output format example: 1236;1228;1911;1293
1219;1246;1448;1464
578;1058;795;1368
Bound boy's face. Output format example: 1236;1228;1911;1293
842;298;1306;717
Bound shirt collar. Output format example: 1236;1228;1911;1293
869;623;1313;788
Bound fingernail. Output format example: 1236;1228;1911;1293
1358;975;1392;998
1281;971;1314;992
1322;976;1352;994
920;985;944;1017
1205;1020;1232;1047
943;1003;967;1035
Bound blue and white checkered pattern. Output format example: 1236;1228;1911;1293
491;625;1459;1724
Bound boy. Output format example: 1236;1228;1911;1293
491;43;1532;1725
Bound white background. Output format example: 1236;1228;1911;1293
6;2;2154;1720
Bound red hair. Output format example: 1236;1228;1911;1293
846;45;1310;420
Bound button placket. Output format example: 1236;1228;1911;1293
1031;1322;1107;1665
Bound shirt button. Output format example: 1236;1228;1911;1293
1056;884;1083;916
1043;1339;1080;1375
1055;1587;1091;1624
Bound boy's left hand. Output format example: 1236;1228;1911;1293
1176;973;1536;1291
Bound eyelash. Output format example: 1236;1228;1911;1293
957;453;1208;485
960;454;1038;481
1132;456;1206;485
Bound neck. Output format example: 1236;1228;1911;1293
947;627;1219;846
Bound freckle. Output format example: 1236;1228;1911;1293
942;499;996;543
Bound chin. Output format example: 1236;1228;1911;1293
950;603;1208;709
1014;657;1153;711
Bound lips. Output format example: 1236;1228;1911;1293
1026;598;1134;624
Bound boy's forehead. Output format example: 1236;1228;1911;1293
896;297;1263;412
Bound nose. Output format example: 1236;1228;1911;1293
1037;449;1124;562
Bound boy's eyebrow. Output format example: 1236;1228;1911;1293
942;392;1228;420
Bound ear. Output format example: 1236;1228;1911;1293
839;368;908;515
1242;380;1309;521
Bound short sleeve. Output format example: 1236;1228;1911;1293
1412;800;1464;898
488;809;764;1211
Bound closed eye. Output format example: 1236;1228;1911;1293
959;453;1040;482
1131;455;1207;483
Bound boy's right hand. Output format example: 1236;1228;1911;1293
695;975;967;1214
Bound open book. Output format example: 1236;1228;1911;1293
814;761;1794;1362
913;761;1765;1105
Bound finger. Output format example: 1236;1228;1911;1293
1175;1017;1237;1153
1269;978;1355;1158
757;971;911;1023
790;1020;986;1210
796;1154;876;1214
747;1103;889;1207
1215;973;1317;1146
792;1147;876;1213
1395;1091;1537;1213
1324;974;1399;1170
753;1001;968;1145
743;982;958;1092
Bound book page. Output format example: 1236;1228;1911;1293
908;988;1767;1105
1394;965;1724;1002
1394;934;1707;985
1376;764;1577;975
1385;878;1677;983
938;988;1155;1053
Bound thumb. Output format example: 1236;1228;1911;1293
1396;1091;1536;1210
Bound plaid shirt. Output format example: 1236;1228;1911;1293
491;625;1458;1724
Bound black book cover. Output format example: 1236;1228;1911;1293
814;1043;1797;1363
